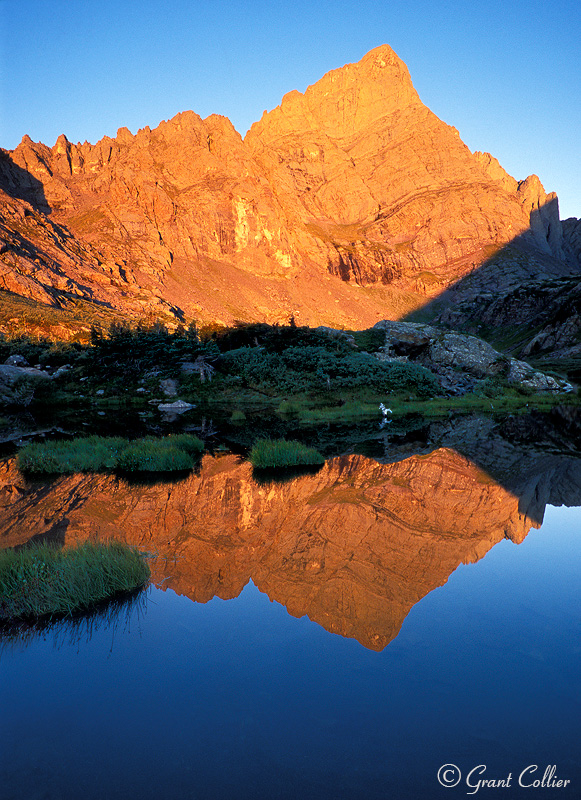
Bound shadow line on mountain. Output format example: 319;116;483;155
360;406;581;526
0;151;51;213
400;197;576;343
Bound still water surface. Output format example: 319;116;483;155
0;444;580;799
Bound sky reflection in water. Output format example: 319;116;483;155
0;462;580;799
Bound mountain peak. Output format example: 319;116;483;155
357;43;409;72
246;45;420;145
1;45;577;334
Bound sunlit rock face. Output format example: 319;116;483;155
245;46;549;290
1;46;576;332
0;450;537;649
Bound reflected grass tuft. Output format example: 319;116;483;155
0;541;150;623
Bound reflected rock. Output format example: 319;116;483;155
0;448;564;650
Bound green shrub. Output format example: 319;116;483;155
0;333;85;369
207;322;353;354
351;328;386;352
87;321;211;378
476;377;508;398
0;333;52;367
249;438;325;469
218;345;440;397
230;409;246;422
0;541;150;623
218;347;303;392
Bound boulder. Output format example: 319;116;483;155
507;359;563;392
373;320;438;356
0;364;50;407
373;320;507;379
4;354;29;367
160;378;178;397
157;399;195;420
157;400;195;411
423;333;508;378
372;319;571;395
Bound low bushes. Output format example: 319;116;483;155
350;328;386;353
218;345;440;397
203;321;353;354
17;433;204;475
0;333;84;370
88;321;209;377
0;541;150;623
0;322;443;409
249;438;325;469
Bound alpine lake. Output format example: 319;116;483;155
1;403;580;800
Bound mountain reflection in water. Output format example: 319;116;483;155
2;418;580;650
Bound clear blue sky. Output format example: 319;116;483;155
1;0;580;218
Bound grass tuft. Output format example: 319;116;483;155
116;442;194;472
17;436;127;474
249;438;325;469
17;434;204;475
276;399;301;415
0;541;150;623
298;401;381;424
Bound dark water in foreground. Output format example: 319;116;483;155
0;504;579;799
1;410;581;800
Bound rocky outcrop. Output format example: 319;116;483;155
1;45;578;333
562;217;581;267
473;153;567;260
0;364;50;406
517;176;563;259
433;275;581;371
372;320;569;393
0;180;179;323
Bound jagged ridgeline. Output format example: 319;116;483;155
0;44;580;341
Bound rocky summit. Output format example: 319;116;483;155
0;44;579;335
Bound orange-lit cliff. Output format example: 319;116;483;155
1;45;576;334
